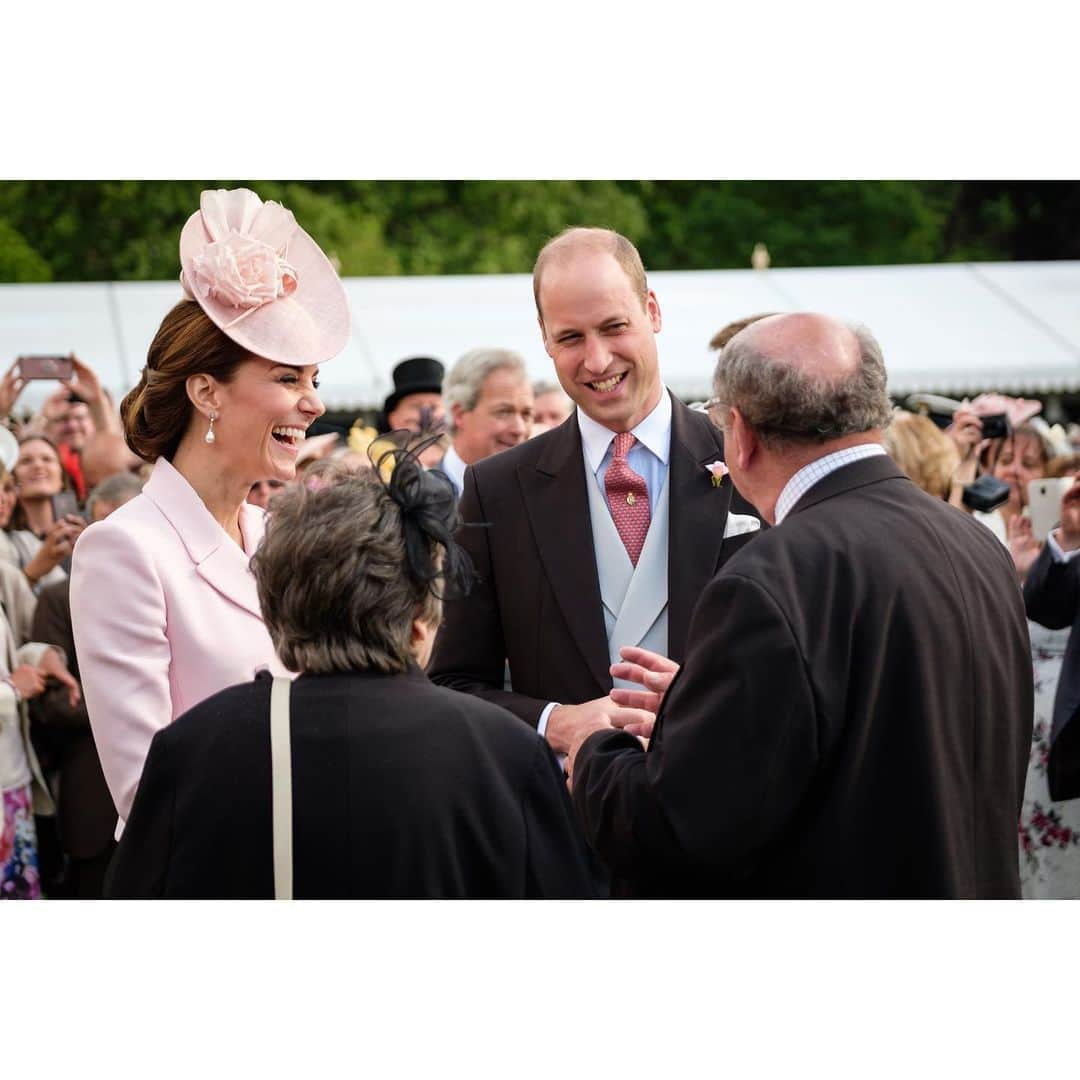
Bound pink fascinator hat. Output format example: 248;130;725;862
179;188;350;367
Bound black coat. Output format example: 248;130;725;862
29;579;117;860
105;668;599;899
428;394;761;726
572;456;1034;898
1024;544;1080;801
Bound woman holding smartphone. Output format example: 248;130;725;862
4;435;85;592
70;188;350;830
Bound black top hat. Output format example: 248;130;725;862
382;356;445;421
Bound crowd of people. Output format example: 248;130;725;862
1;185;1077;898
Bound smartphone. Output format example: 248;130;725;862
18;354;74;380
50;491;83;523
1027;478;1075;542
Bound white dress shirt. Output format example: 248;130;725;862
538;392;673;742
440;445;468;497
774;444;887;525
1047;530;1080;563
577;389;672;516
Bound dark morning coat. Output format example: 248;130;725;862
105;668;599;899
427;394;762;726
1024;545;1080;801
572;456;1033;899
29;579;117;861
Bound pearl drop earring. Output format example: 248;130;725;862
205;411;218;445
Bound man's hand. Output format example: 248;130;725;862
37;647;82;709
565;717;651;792
545;695;655;754
7;664;46;701
1056;477;1080;552
0;360;27;418
1007;514;1042;581
609;645;680;714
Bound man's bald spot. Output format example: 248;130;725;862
533;227;648;321
735;312;861;384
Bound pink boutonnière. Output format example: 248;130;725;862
706;461;729;488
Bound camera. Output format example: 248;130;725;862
961;474;1011;513
904;394;1008;441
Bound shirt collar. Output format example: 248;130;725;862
441;444;467;494
774;443;887;524
576;388;672;475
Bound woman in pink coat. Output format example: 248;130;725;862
70;188;351;828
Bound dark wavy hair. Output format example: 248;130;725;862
121;300;248;462
252;445;474;675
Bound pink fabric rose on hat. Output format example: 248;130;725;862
190;232;298;312
178;187;350;367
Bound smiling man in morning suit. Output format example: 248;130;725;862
566;313;1033;898
428;227;763;756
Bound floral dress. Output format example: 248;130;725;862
1;785;41;899
1018;620;1080;898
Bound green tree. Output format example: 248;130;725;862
630;181;953;269
0;218;52;281
2;180;1078;284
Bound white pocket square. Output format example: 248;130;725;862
723;512;761;539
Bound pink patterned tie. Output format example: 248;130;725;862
605;432;651;567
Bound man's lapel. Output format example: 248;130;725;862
667;397;730;665
518;417;611;694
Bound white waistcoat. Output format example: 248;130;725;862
584;459;670;690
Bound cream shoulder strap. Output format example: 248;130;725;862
270;676;293;900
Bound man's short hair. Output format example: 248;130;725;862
708;313;780;352
532;227;648;321
712;320;893;449
85;471;144;519
444;348;528;432
531;379;563;398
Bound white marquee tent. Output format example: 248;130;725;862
2;260;1079;412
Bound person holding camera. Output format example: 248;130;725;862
4;435;85;593
1020;476;1080;896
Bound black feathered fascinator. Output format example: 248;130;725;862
370;434;475;601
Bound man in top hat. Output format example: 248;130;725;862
379;356;446;435
428;227;763;757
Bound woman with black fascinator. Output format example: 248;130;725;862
105;448;598;899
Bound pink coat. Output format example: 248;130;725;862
70;458;290;825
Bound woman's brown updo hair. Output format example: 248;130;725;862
121;300;249;462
